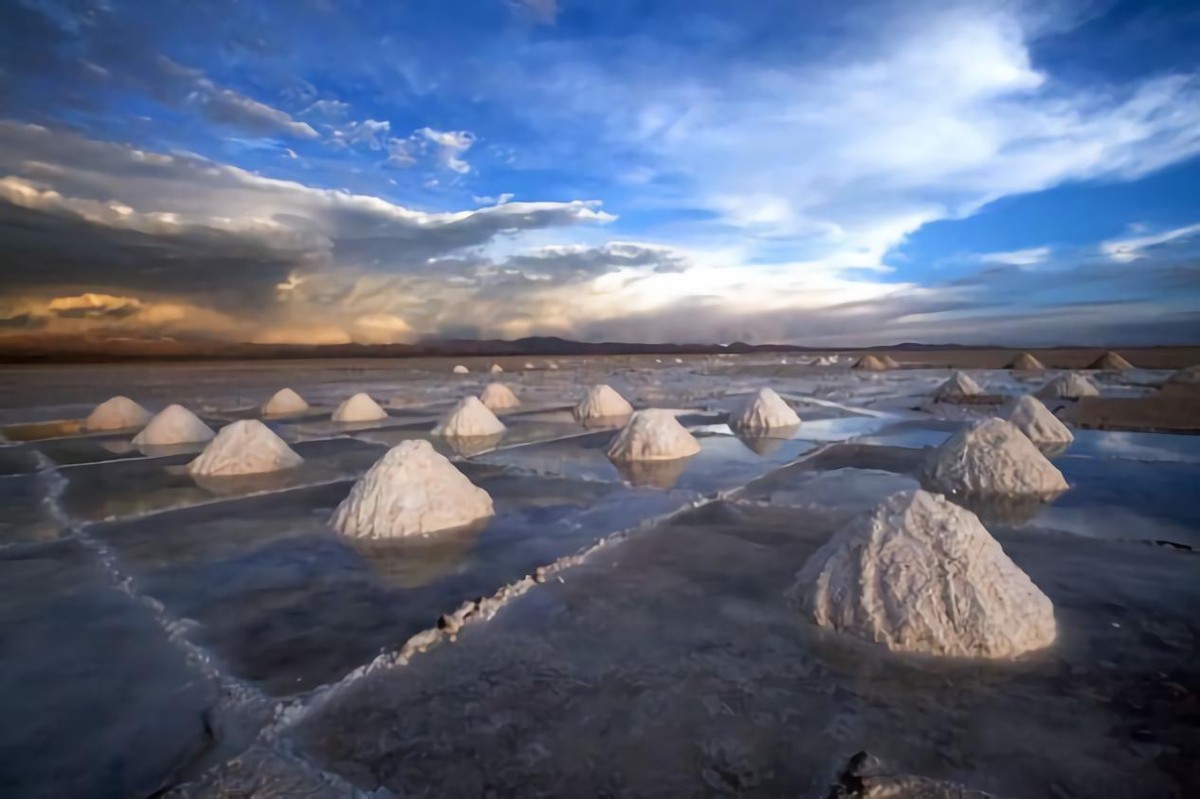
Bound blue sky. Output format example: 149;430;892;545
0;0;1198;345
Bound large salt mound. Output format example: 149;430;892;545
131;404;214;446
933;371;982;401
791;490;1056;658
1006;352;1045;370
1035;372;1099;399
574;384;634;422
187;420;302;477
85;396;152;431
922;417;1068;497
1087;350;1133;370
330;439;494;539
434;395;506;437
452;364;469;374
852;355;889;371
1007;395;1073;446
479;383;519;411
1167;365;1200;385
332;392;388;423
262;388;308;417
729;387;800;431
607;409;701;461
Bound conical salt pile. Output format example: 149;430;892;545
1087;350;1133;371
607;409;701;461
332;392;388;423
132;404;214;446
790;490;1057;658
1007;352;1046;370
1167;365;1200;385
852;355;889;371
574;384;634;422
933;371;982;401
523;362;536;370
187;420;303;477
479;383;520;411
262;388;308;417
330;439;494;539
1035;372;1099;400
434;395;506;437
85;396;152;431
489;363;503;373
815;355;838;366
881;355;901;369
729;387;800;431
546;361;559;370
1007;395;1073;446
452;364;469;374
923;417;1068;497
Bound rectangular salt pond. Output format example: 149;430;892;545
92;466;694;694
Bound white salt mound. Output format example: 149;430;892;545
330;439;494;539
434;395;506;437
933;371;982;401
332;392;388;423
132;404;214;446
1007;395;1074;446
85;396;152;431
262;388;308;417
489;363;503;373
1007;352;1046;370
523;362;536;370
607;409;701;461
923;417;1068;497
1087;350;1133;370
574;384;634;422
729;387;801;431
479;382;520;410
852;355;889;371
452;364;470;374
791;490;1057;658
187;420;303;477
1035;372;1099;399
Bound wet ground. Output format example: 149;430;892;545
0;355;1196;798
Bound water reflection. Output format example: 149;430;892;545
347;520;488;589
612;456;693;489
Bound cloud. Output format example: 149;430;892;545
328;118;392;150
303;99;352;119
1101;222;1200;263
977;247;1052;267
507;0;559;25
416;127;476;173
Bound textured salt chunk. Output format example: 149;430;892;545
452;364;469;374
489;363;503;373
262;388;308;417
131;404;214;446
1007;395;1073;446
85;396;152;431
1087;350;1133;370
791;490;1057;658
434;395;506;437
330;439;494;539
479;382;519;411
852;355;889;371
332;392;388;423
1007;352;1046;370
574;384;634;422
933;371;982;401
729;387;801;431
607;409;701;461
187;420;303;476
1035;372;1099;399
922;417;1068;497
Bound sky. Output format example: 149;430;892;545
1;0;1198;347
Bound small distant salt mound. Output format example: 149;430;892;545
607;409;701;461
791;490;1056;658
523;362;536;370
434;395;506;437
132;404;214;446
1087;350;1133;371
452;364;469;374
1035;372;1099;400
85;396;152;431
1006;352;1045;370
815;355;838;366
1007;395;1073;446
262;388;308;417
674;357;684;364
933;371;982;401
729;387;801;431
332;392;388;423
546;361;559;370
574;384;634;422
923;417;1068;497
852;355;889;371
187;420;302;477
479;382;519;411
330;439;494;539
1167;365;1200;385
489;363;504;373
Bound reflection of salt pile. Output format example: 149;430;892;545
434;395;506;437
132;404;214;446
330;439;494;539
489;363;503;373
852;355;889;371
933;371;982;401
1006;352;1045;370
85;396;152;431
923;417;1068;497
574;384;634;422
452;364;469;374
607;409;701;461
187;420;303;476
1036;372;1099;399
1087;350;1133;370
1168;365;1200;385
262;388;308;417
729;387;800;431
791;490;1056;658
479;382;519;411
332;392;388;423
1007;395;1073;446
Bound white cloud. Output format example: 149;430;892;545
978;246;1052;266
303;99;352;119
1101;222;1200;262
417;127;476;173
329;118;392;150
